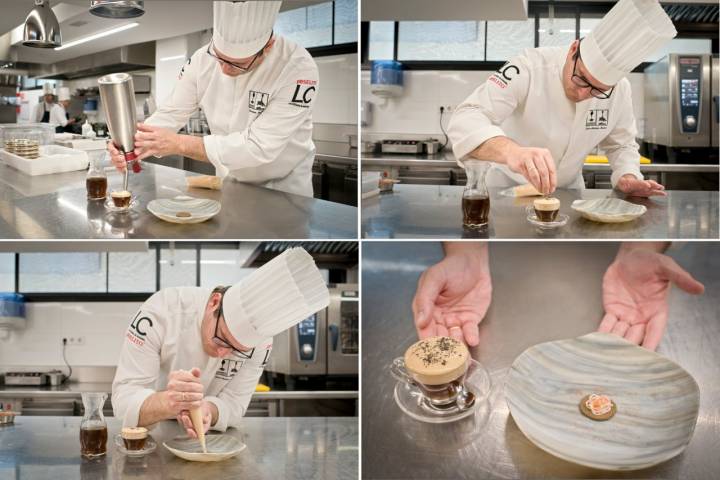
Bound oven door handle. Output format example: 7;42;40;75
329;324;339;351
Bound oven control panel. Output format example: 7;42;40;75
678;56;703;134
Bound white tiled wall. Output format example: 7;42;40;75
314;53;358;125
361;70;646;139
0;302;141;368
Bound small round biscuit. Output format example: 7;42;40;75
579;394;616;421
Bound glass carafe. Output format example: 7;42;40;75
462;160;490;228
86;155;108;200
80;392;108;458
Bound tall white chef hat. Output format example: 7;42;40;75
42;83;54;95
579;0;676;86
222;247;329;348
212;1;281;59
57;87;70;102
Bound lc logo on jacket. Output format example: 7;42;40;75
289;79;316;108
126;311;154;347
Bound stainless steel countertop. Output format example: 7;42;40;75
0;162;357;239
362;186;718;239
361;242;720;479
0;416;358;479
0;383;358;400
315;141;358;166
362;153;719;173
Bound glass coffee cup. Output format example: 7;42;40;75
110;190;132;208
390;336;474;410
533;197;560;222
121;427;148;451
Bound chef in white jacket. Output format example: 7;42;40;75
34;83;56;124
448;0;676;197
107;1;319;197
49;87;75;133
112;248;329;438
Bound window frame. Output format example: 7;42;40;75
282;0;358;58
361;2;717;71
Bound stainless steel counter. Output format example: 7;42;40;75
362;185;718;239
0;416;358;479
361;242;720;479
362;153;719;173
0;162;357;239
0;383;358;401
315;141;358;166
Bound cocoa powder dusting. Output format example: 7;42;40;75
411;337;464;367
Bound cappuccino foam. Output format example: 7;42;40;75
533;197;560;211
404;336;469;385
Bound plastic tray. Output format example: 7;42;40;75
0;145;89;176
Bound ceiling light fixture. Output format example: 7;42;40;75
89;0;145;19
54;22;139;51
160;54;187;62
23;0;62;49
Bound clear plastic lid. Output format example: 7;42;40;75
0;123;56;146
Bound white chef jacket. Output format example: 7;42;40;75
111;287;273;431
448;47;643;189
34;101;54;123
49;104;69;127
146;35;319;197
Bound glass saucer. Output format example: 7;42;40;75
114;434;156;457
104;196;139;214
393;358;491;424
525;206;568;229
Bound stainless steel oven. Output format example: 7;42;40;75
643;54;712;148
265;284;358;376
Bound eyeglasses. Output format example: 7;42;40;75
211;293;243;354
571;39;614;100
206;31;273;73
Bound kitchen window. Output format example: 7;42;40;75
0;253;15;292
108;251;157;293
362;4;714;70
538;16;577;48
485;19;536;61
199;247;255;288
275;0;357;54
367;21;394;60
159;246;197;289
18;253;107;293
398;22;485;61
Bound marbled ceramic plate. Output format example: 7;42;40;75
147;195;221;224
506;332;699;471
163;434;246;462
571;198;647;223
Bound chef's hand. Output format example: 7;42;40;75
164;368;204;416
107;141;127;173
506;147;557;195
412;243;492;346
176;401;213;439
616;174;666;197
133;123;178;161
598;243;704;351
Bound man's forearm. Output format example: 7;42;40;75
177;134;209;162
443;242;488;257
618;242;670;256
137;391;172;427
470;136;519;165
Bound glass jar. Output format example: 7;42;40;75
86;155;108;200
462;160;490;228
80;392;108;458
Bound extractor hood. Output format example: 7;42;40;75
26;41;154;80
362;0;529;21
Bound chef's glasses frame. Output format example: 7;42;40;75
212;288;244;354
206;31;274;73
572;39;614;100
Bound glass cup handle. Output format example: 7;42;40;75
389;357;415;386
